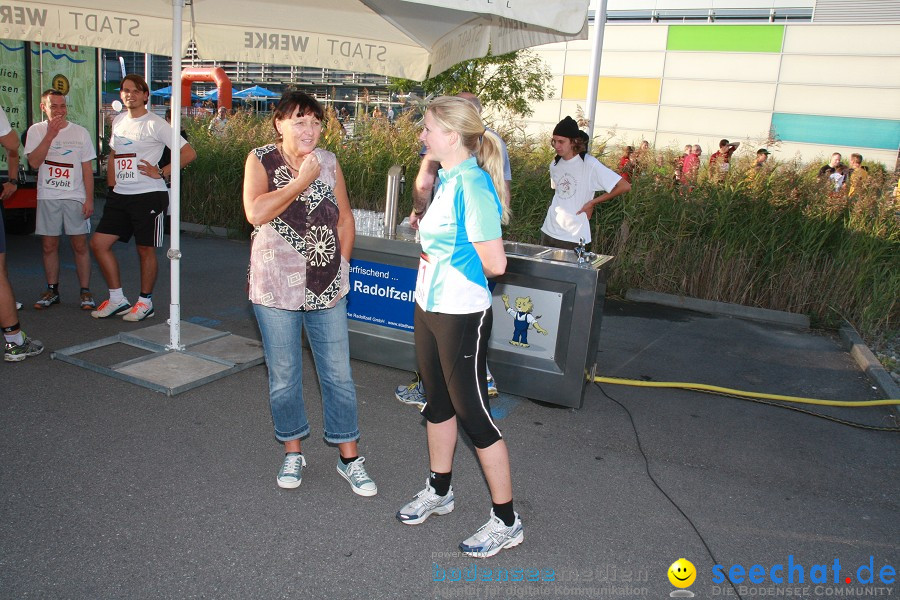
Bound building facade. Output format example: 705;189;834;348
527;0;900;166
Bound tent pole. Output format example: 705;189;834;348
585;0;607;148
168;0;185;351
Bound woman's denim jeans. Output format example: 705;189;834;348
253;296;360;444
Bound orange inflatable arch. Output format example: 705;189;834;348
180;67;232;109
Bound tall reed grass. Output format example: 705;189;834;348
180;111;899;343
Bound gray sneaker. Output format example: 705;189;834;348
277;453;306;489
336;457;377;496
459;510;524;558
395;373;426;411
4;333;45;362
396;480;455;525
33;289;60;309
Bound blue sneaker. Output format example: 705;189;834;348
395;373;426;411
277;453;306;489
459;510;524;558
396;480;454;525
486;376;499;398
337;457;377;496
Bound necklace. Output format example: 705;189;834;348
277;145;301;173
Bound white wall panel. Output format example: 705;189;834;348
601;129;659;147
593;102;660;130
546;75;565;99
537;50;569;74
779;55;900;87
602;25;669;51
658;106;773;138
775;142;897;166
664;53;781;82
561;50;593;74
598;52;666;78
775;84;900;120
661;79;777;111
783;25;900;55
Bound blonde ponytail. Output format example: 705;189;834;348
426;96;511;225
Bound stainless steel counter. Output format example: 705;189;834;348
347;231;612;408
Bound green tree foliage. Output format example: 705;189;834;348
389;50;551;117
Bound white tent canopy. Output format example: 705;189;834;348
6;0;589;351
6;0;588;80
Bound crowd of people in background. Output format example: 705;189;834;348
616;136;881;202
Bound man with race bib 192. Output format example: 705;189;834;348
90;74;196;322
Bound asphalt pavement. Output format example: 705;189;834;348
1;224;898;600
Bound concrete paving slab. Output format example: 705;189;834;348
1;227;897;599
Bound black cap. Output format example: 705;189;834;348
757;148;769;155
553;116;580;139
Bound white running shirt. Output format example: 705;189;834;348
25;121;96;201
110;111;187;194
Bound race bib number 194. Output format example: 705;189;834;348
44;160;74;190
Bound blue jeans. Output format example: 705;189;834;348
253;296;360;444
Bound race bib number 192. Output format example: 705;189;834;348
115;153;140;183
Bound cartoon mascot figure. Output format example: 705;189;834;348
501;294;549;348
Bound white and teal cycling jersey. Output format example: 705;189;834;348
414;156;503;314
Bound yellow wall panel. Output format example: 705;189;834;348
775;85;900;120
664;53;781;82
598;77;661;104
661;80;776;111
561;76;589;101
563;76;661;104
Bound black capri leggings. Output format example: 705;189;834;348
414;304;502;449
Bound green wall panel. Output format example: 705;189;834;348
667;25;784;53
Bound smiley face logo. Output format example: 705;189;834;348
668;558;696;588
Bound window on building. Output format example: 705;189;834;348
710;8;773;22
654;9;712;22
771;8;814;21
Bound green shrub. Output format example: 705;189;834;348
180;112;899;343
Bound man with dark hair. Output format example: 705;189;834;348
753;148;769;168
90;74;196;322
1;104;44;361
25;90;97;311
818;152;842;178
709;138;740;179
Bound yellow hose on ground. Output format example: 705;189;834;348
593;376;900;407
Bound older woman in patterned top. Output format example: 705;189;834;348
242;91;376;497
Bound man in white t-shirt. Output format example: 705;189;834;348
1;105;44;361
540;116;631;249
208;106;228;137
25;89;97;311
90;74;196;322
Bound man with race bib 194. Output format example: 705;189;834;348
90;74;196;322
24;89;97;311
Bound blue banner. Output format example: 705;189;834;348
347;258;417;331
